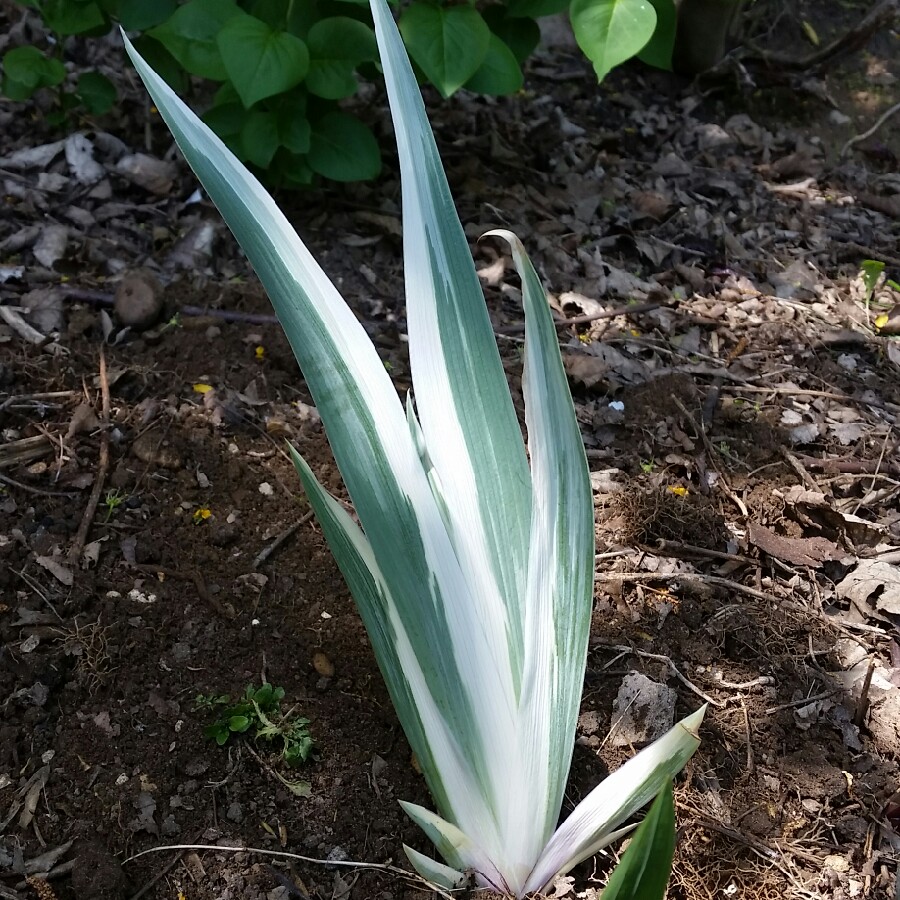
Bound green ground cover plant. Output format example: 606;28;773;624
196;682;314;766
3;0;742;184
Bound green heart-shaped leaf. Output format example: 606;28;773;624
149;0;241;81
306;16;378;100
217;13;310;107
399;3;490;97
308;111;381;181
570;0;657;83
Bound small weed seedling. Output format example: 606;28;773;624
860;259;885;304
196;682;314;766
102;489;127;522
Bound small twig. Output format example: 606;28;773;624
0;471;78;497
601;692;641;750
131;564;234;620
765;690;838;715
688;809;825;867
672;396;749;518
68;348;110;565
60;286;384;336
253;510;315;569
853;657;876;729
653;540;757;567
701;377;723;429
648;236;706;257
598;570;781;606
60;285;281;326
780;449;820;492
741;699;755;776
862;823;877;897
595;550;634;561
718;383;895;413
0;305;50;344
16;859;76;888
594;642;725;708
0;434;53;469
781;599;888;638
795;453;900;476
128;850;185;900
851;432;891;516
842;100;900;158
493;301;663;335
240;741;312;799
120;844;454;900
746;0;899;71
0;390;78;411
180;305;279;325
12;569;63;622
713;673;775;691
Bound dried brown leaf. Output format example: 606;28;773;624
748;521;841;566
836;561;900;617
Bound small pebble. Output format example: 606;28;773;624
114;270;164;329
312;651;335;677
209;523;239;547
226;801;243;823
183;759;209;777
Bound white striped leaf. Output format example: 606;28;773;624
524;706;706;893
402;845;467;891
371;0;532;695
123;26;509;872
484;230;594;886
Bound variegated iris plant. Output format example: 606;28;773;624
123;2;704;895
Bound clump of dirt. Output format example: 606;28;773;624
606;481;727;549
621;373;699;426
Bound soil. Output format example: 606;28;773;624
1;3;899;900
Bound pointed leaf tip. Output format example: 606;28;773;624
403;845;468;890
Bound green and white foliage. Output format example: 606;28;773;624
122;1;703;894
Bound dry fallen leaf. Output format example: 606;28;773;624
887;341;900;368
631;189;673;221
65;132;104;185
748;521;841;567
836;561;900;618
66;402;100;439
828;422;866;445
858;192;900;219
32;225;69;269
564;353;609;389
34;554;74;586
780;486;885;548
115;152;177;195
